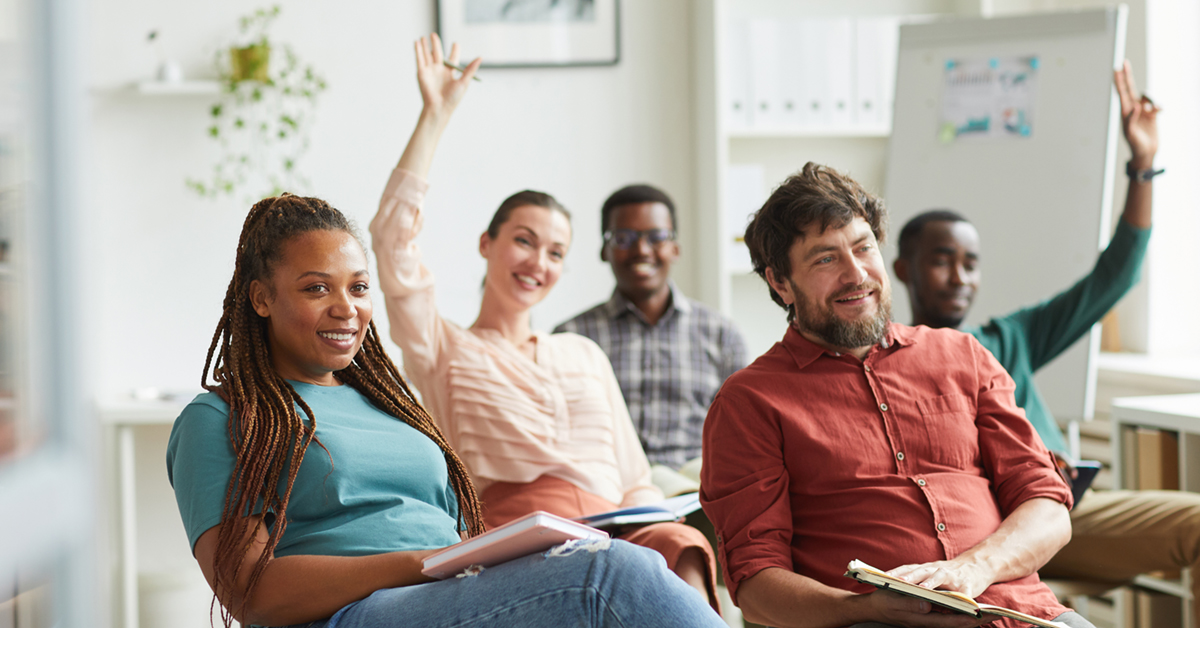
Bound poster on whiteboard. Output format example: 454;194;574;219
938;56;1040;143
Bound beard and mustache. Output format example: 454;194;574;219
791;280;893;349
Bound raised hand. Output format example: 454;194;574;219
415;33;482;120
1114;59;1159;166
395;34;482;178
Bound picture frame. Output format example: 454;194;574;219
436;0;620;68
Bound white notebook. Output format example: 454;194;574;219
421;511;609;580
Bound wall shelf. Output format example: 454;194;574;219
134;80;221;95
727;125;891;139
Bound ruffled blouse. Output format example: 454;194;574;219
368;167;661;508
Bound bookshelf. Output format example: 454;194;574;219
689;0;987;358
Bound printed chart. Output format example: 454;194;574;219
939;56;1039;143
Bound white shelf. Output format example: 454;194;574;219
726;125;891;139
1131;574;1191;600
97;394;194;426
133;80;221;96
1098;352;1200;390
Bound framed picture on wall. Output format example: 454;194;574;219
437;0;620;68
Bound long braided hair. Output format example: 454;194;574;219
202;194;484;626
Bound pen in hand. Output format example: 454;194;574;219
443;60;482;82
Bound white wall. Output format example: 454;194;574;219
85;0;698;626
1144;0;1200;356
86;0;697;400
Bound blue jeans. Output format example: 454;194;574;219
305;539;727;628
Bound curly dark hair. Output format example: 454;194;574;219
743;162;887;321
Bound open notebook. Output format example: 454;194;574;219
572;492;702;531
844;559;1066;628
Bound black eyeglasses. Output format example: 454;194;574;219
603;228;676;250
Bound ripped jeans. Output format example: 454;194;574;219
303;539;727;628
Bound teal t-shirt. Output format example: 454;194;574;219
966;220;1150;456
166;381;464;556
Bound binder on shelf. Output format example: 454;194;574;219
824;18;855;127
854;16;900;129
776;20;805;127
725;163;765;274
748;18;782;128
724;18;753;130
798;20;832;126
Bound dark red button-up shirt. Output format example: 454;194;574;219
700;323;1072;627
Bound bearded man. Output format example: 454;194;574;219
698;162;1090;628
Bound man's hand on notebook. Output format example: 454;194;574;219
887;558;993;600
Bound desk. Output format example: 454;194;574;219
98;396;189;628
1110;392;1200;627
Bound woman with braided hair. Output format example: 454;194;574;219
370;34;721;611
165;145;724;628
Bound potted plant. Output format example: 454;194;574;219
187;5;327;200
229;6;275;83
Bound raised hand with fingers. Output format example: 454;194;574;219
396;34;482;179
415;33;482;120
1114;59;1159;167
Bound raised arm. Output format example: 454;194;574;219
193;518;442;627
998;62;1157;371
1115;59;1158;231
398;33;481;178
369;34;481;376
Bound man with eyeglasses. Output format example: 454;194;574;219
554;185;748;471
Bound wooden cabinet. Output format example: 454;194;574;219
1110;393;1200;627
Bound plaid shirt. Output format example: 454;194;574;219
554;283;748;469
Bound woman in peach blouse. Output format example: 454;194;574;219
370;35;717;609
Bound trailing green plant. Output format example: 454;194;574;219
187;5;327;200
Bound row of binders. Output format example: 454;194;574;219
725;16;901;131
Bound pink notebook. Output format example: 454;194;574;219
421;511;610;579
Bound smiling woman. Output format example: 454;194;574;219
163;188;723;629
368;33;722;612
248;228;373;386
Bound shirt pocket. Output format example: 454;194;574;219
915;393;979;470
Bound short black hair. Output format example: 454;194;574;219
600;184;677;237
897;209;970;261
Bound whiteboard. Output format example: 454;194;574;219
883;8;1127;425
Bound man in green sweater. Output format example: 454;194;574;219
893;62;1200;625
